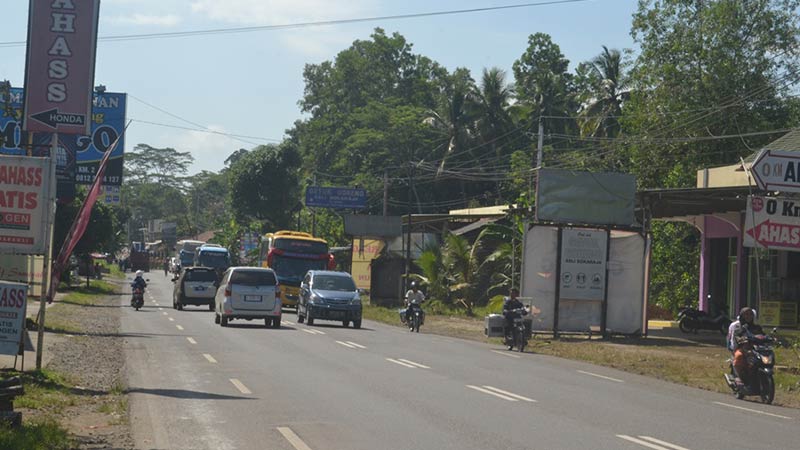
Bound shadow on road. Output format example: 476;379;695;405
127;387;255;400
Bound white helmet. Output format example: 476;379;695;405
136;270;143;277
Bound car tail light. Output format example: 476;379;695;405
275;285;281;299
224;286;231;297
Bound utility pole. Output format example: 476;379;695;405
533;117;544;214
311;174;317;236
404;162;413;292
383;170;388;217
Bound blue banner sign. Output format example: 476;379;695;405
305;186;367;209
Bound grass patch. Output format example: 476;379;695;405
100;261;125;279
62;280;118;306
0;419;73;450
362;304;401;324
11;370;78;414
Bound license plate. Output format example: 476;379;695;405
194;286;206;291
329;311;344;319
244;295;261;302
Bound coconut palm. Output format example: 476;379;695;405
578;46;630;138
473;67;513;158
423;68;477;175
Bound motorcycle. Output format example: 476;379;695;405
504;307;529;352
724;330;780;404
131;287;144;311
677;306;730;334
400;304;424;333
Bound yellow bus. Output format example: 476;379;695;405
258;231;334;308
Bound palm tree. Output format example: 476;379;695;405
578;46;629;138
473;67;513;159
423;69;477;175
441;232;481;316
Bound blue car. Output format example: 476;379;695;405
297;271;362;329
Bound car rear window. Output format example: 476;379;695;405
313;275;356;292
185;270;217;282
230;270;277;286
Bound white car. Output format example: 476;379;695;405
215;267;282;328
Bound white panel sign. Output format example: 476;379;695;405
751;149;800;193
0;281;28;356
744;195;800;251
0;155;55;254
560;228;608;301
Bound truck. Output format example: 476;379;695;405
129;241;150;272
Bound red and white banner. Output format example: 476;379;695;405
0;281;28;356
22;0;101;135
0;155;56;254
745;195;800;251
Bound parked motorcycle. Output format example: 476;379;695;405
131;287;144;311
504;307;529;352
724;330;780;404
400;305;424;333
677;306;730;334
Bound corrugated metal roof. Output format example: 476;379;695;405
744;128;800;162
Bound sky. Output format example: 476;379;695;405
0;0;640;175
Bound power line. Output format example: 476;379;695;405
129;119;280;143
0;0;593;47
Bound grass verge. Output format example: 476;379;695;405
0;419;72;450
363;304;800;408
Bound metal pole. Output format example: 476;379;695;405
36;134;57;370
533;117;544;214
405;162;413;292
311;175;317;236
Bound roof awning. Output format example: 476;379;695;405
451;217;501;236
637;186;750;220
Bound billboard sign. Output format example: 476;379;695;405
750;149;800;193
0;254;44;296
744;195;800;251
1;88;127;188
536;169;636;226
306;186;367;209
559;228;608;301
0;282;28;356
0;155;56;254
22;0;101;135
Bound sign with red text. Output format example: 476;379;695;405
22;0;101;135
0;282;28;356
745;195;800;251
0;155;55;254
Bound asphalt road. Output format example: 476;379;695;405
121;273;800;450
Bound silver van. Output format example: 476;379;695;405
214;267;281;328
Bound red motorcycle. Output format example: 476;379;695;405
131;287;144;311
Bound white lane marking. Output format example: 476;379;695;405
162;312;168;316
637;436;691;450
302;329;317;335
158;307;163;311
386;358;417;368
282;320;294;326
168;317;175;322
186;337;197;344
203;354;217;364
176;325;184;331
712;401;793;420
302;329;325;335
577;370;624;383
481;385;536;402
616;435;673;450
229;378;251;395
466;385;518;402
397;359;430;369
277;427;313;450
491;350;521;359
345;341;366;349
336;341;356;349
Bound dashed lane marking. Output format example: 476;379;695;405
397;359;429;369
203;354;217;364
176;325;184;331
387;358;416;368
336;341;356;349
466;385;519;402
277;427;313;450
345;341;366;349
712;401;793;420
158;308;163;311
491;350;521;359
616;435;690;450
480;386;536;402
168;317;175;322
281;320;294;326
302;329;325;335
187;337;197;344
577;370;624;383
162;312;168;316
229;378;251;395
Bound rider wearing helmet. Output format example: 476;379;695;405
131;270;147;290
404;281;425;331
502;287;525;340
731;307;764;385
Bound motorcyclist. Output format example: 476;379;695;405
404;281;425;331
731;307;764;385
131;270;147;303
502;288;526;341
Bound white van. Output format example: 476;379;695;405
215;267;282;328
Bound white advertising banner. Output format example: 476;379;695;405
0;281;28;356
0;155;55;254
744;196;800;252
560;228;608;301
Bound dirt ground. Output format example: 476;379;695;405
21;280;133;450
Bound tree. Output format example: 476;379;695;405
228;142;302;229
423;68;477;174
124;144;194;189
576;46;629;139
473;67;514;158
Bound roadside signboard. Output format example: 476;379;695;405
1;87;127;189
750;149;800;193
559;228;608;301
0;155;56;254
0;254;44;296
22;0;101;135
0;282;28;356
305;186;367;209
744;195;800;251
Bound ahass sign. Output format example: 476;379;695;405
745;196;800;251
0;87;126;195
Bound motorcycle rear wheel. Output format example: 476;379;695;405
678;317;692;334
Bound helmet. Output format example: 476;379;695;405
136;270;143;277
410;281;417;289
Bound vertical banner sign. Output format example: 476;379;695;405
744;195;800;251
22;0;101;135
0;155;55;254
559;228;608;301
0;282;28;356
